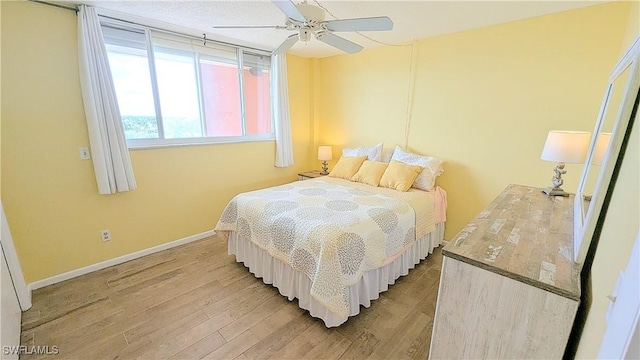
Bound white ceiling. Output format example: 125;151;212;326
66;0;606;58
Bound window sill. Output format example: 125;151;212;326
127;135;275;150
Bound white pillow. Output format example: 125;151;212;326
391;145;444;190
343;143;383;161
381;148;395;163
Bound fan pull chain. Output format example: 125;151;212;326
311;0;418;148
403;41;417;149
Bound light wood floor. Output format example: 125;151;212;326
20;235;443;360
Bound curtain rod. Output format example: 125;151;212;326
27;0;271;55
99;15;271;55
29;0;78;12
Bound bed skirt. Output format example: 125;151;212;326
227;222;444;327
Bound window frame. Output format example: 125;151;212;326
100;18;275;149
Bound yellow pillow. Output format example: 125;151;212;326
328;156;367;180
379;160;424;192
350;160;389;186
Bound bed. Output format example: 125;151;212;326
214;176;446;327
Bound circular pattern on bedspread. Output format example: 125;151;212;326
264;200;299;218
367;208;399;233
325;190;351;200
404;227;416;246
297;196;327;207
296;207;334;221
307;225;341;255
220;200;237;223
291;248;316;278
385;226;404;255
335;233;366;275
237;217;252;239
270;217;297;253
325;200;359;212
244;199;268;240
299;188;328;196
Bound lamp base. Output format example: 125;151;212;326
320;161;329;175
541;187;569;197
542;162;569;196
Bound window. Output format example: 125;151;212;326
102;21;273;148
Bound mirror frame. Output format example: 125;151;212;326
574;36;640;265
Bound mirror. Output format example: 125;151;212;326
574;37;640;264
581;67;629;203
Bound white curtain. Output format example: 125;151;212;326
78;5;137;194
271;54;294;167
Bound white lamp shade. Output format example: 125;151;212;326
591;133;611;166
540;131;591;164
318;146;333;161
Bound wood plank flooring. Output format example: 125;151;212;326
20;235;443;359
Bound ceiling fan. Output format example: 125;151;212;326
212;0;394;55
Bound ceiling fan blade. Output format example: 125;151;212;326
324;16;393;32
212;25;286;29
273;34;299;55
271;0;307;23
316;31;363;54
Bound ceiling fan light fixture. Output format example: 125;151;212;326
299;28;312;42
249;67;262;76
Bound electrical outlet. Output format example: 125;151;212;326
79;147;91;160
100;229;111;242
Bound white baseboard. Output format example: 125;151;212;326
28;230;216;291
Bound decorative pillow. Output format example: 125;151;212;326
391;146;444;190
328;156;367;180
350;160;389;187
379;160;423;192
342;143;383;161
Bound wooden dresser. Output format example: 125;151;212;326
429;184;580;359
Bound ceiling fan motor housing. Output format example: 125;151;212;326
268;0;393;54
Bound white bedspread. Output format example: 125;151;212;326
214;178;435;318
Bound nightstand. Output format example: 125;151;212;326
298;170;328;181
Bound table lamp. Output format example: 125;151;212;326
318;146;332;175
540;130;590;196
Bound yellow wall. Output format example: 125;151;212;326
576;2;639;356
0;1;314;283
318;2;631;239
620;0;640;56
0;0;2;195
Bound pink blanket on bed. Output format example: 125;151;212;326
431;186;447;223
